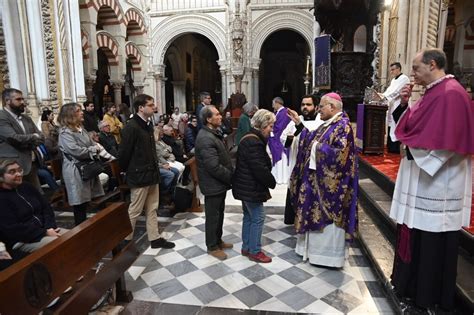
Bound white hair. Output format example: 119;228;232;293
251;109;275;130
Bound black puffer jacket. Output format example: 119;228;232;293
119;115;160;188
232;129;276;202
195;126;233;196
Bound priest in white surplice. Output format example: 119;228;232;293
381;62;410;153
389;49;474;312
280;94;323;224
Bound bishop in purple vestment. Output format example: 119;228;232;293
288;92;358;267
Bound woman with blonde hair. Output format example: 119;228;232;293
58;103;104;225
232;109;276;263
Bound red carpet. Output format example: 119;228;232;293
360;151;474;235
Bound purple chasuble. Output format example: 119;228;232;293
289;112;358;241
268;107;291;166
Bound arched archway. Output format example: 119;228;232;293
125;8;146;45
354;25;367;52
251;9;314;61
162;33;220;113
151;14;226;66
259;30;310;110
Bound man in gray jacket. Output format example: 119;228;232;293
195;105;233;260
0;88;44;190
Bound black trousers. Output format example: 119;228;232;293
387;127;401;153
391;225;459;310
204;192;227;251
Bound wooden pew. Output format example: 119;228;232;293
0;202;139;315
108;158;130;202
184;157;202;212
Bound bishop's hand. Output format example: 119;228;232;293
287;109;301;125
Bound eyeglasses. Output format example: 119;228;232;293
6;167;23;175
318;103;331;109
14;97;25;101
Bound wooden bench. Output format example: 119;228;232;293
0;202;139;315
184;157;202;212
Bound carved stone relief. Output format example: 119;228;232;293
0;12;10;89
41;0;59;111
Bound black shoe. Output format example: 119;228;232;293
151;238;175;249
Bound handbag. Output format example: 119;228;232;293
75;159;106;181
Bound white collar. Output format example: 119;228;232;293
426;74;454;90
321;111;342;127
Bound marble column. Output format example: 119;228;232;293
220;70;227;107
111;81;124;105
252;69;259;105
154;74;164;114
84;75;96;102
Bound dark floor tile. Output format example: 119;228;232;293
233;284;272;308
363;280;386;297
320;289;363;313
202;263;234;280
221;234;241;244
166;260;198;277
261;236;276;246
262;225;276;234
277;266;312;285
277;286;317;311
124;275;149;293
278;236;296;248
142;259;163;274
278;226;296;235
191;282;228;304
134;254;155;267
151;278;187;300
178;245;207;259
348;255;370;267
195;223;206;231
277;250;301;265
317;269;353;287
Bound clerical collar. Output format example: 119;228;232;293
395;73;403;80
426;74;454;91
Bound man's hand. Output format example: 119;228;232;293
163;163;171;170
400;84;413;105
0;250;12;260
287;109;301;125
46;228;61;237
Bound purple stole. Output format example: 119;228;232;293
268;107;291;166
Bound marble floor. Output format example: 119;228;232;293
123;204;395;314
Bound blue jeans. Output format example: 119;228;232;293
37;167;59;191
159;167;179;193
241;201;265;255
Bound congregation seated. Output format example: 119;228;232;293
184;115;198;154
154;128;182;198
0;159;66;261
98;120;119;158
162;125;188;163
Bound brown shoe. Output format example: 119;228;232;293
219;242;234;250
208;249;227;260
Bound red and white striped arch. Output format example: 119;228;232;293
125;42;142;71
81;29;90;59
125;8;145;35
86;0;125;25
96;31;119;65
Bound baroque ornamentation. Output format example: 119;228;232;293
426;0;441;48
372;13;382;89
0;13;10;89
41;0;59;111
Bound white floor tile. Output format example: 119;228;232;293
255;274;294;296
302;299;344;314
127;266;146;281
176;269;214;290
132;287;160;302
208;294;249;309
155;251;186;266
222;255;256;271
188;253;221;269
162;290;203;306
215;272;254;293
297;277;337;299
251;297;295;312
140;268;174;287
259;256;293;274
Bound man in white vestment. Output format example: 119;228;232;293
268;97;291;184
389;48;474;312
381;62;410;153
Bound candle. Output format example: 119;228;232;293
305;57;310;74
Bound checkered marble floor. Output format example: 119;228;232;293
124;211;395;314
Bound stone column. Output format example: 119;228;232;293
84;75;96;102
111;81;124;105
154;74;164;114
252;69;259;105
172;80;186;112
220;70;227;107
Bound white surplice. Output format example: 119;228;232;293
383;74;410;141
279;114;324;180
390;148;472;232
